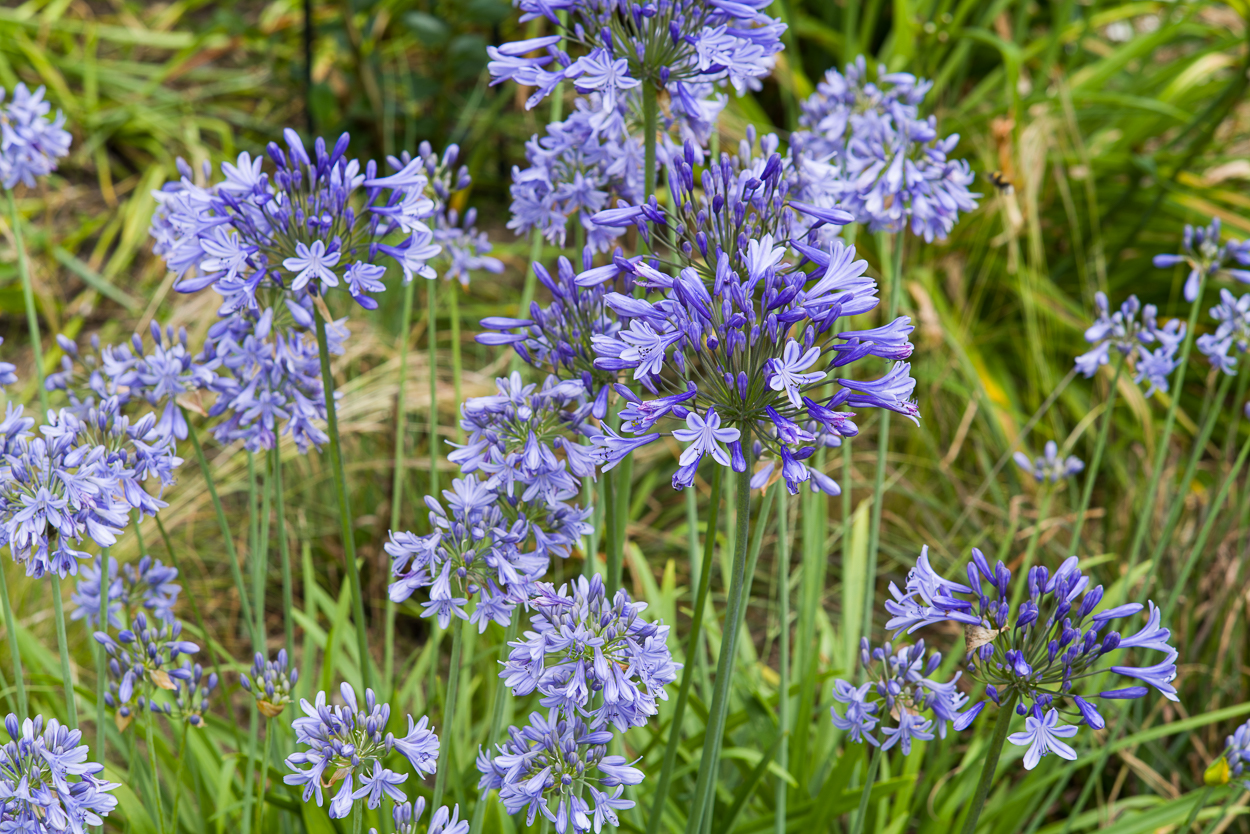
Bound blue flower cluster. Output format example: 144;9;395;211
831;638;977;754
1198;288;1250;375
487;0;783;130
885;547;1178;769
1014;441;1084;484
593;130;852;271
284;683;439;819
0;84;72;189
500;574;679;731
476;709;642;834
200;304;344;453
370;798;468;834
1153;217;1250;302
790;57;980;242
478;575;675;833
0;400;181;578
70;552;181;629
0;713;118;834
94;611;201;726
1075;292;1184;396
479;253;621;419
507;94;643;251
150;129;442;315
241;650;299;718
586;234;917;494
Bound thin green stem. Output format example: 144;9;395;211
8;189;48;413
431;616;464;811
959;690;1019;834
254;451;272;649
646;467;723;834
313;313;373;690
862;232;904;641
609;454;632;597
95;546;109;760
1011;486;1054;610
185;416;260;649
1144;369;1234;593
257;724;275;834
643;82;658;197
774;493;791;834
1069;354;1125;553
427;279;441;498
273;446;294;663
1180;786;1212;833
469;619;520;833
685;457;752;834
1197;789;1237;834
1121;279;1205;603
51;578;77;724
387;274;418;693
850;746;883;834
170;719;190;834
449;280;464;443
0;559;28;721
1163;430;1250;620
241;706;259;834
351;800;363;834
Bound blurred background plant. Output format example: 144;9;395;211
1;0;1250;832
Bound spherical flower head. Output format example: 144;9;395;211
200;303;344;453
588;234;916;495
488;1;782;132
240;649;298;718
884;546;1181;757
477;709;642;834
283;682;438;819
1153;216;1250;303
790;57;980;241
71;553;181;630
477;252;621;419
501;573;679;732
1074;291;1183;397
831;638;977;754
0;84;73;189
1013;440;1084;484
0;713;119;832
93;611;199;729
149;129;442;315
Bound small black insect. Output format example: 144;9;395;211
988;170;1014;194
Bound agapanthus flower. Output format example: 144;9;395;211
501;574;678;731
170;661;217;727
149;129;445;314
284;683;438;819
0;84;72;190
884;546;1179;768
0;400;181;578
94;611;200;726
592;129;854;272
831;638;979;753
386;475;547;633
370;798;468;834
1013;441;1084;484
487;0;782;134
586;234;915;494
1075;292;1182;396
0;713;119;834
199;304;343;453
240;649;299;718
1153;217;1250;302
1197;287;1250;375
478;252;621;419
790;57;980;242
477;709;642;834
1222;718;1250;790
70;553;180;629
0;338;17;388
